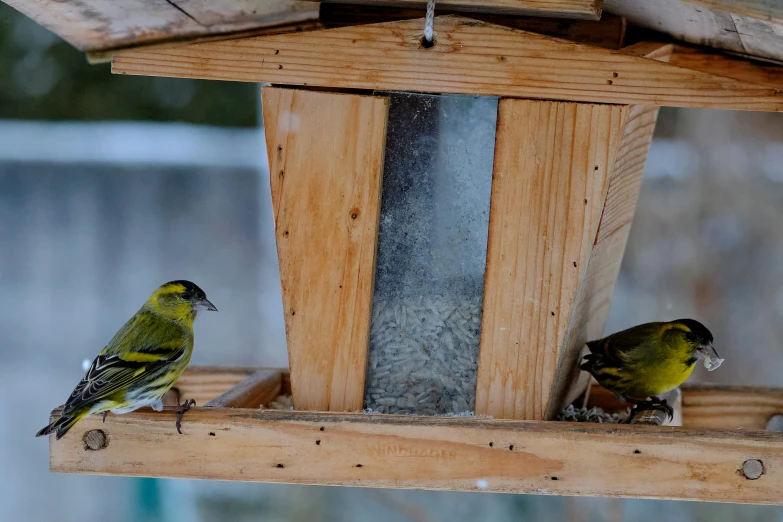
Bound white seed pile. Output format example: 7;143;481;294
364;295;482;415
556;404;630;424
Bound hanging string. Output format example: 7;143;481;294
423;0;436;47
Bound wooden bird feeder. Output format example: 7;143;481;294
13;0;783;505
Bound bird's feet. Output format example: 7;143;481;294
102;411;109;423
175;398;196;434
628;397;673;422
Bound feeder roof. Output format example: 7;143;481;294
2;0;782;63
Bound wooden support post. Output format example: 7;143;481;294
262;87;388;412
204;370;283;409
558;104;663;410
476;100;628;420
476;93;663;420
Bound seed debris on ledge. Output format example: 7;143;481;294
556;404;630;424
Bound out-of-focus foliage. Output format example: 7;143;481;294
0;3;257;126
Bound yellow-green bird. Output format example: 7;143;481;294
581;319;723;417
37;280;216;440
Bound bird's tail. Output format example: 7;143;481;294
36;410;88;440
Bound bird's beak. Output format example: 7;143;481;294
698;342;723;371
192;298;218;312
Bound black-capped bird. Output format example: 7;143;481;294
37;280;217;440
581;319;722;418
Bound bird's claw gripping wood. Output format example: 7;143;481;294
627;397;674;423
175;398;196;434
102;411;109;423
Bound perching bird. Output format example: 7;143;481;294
581;319;722;418
36;280;217;440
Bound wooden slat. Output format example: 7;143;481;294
48;407;783;504
204;370;283;409
683;386;783;430
684;0;783;24
262;87;388;412
163;366;259;406
86;21;324;65
588;384;783;431
475;101;628;420
317;0;601;19
670;44;783;88
320;4;626;49
558;105;664;412
605;0;783;63
112;16;783;111
3;0;320;52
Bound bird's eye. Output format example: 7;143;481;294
181;292;191;300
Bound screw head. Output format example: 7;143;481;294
742;459;764;480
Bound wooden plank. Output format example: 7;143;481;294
204;370;283;409
317;0;601;19
670;44;783;88
86;21;324;65
558;103;664;415
2;0;319;52
684;0;783;24
262;87;387;412
605;0;783;63
588;384;783;431
683;386;783;430
475;101;628;420
48;407;783;504
112;16;783;111
320;4;625;48
163;366;259;406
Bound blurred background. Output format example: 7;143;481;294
2;3;783;521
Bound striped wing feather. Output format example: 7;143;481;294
62;346;185;415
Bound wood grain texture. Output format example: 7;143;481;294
590;384;783;430
159;366;783;430
262;87;388;412
558;105;663;413
3;0;319;52
317;0;601;19
605;0;783;63
319;4;626;48
163;366;259;406
112;16;783;111
670;44;783;88
683;386;783;430
475;100;628;420
48;406;783;504
683;0;783;23
86;21;324;64
204;369;283;408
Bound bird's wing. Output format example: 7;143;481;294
62;343;185;415
587;323;662;367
